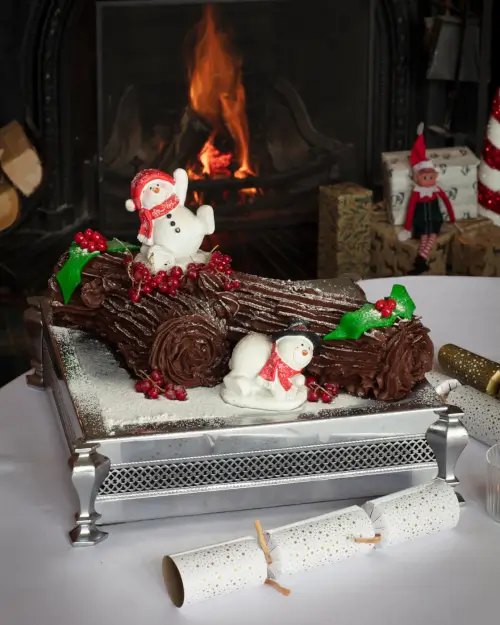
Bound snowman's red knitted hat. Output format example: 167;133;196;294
127;169;175;211
410;123;436;173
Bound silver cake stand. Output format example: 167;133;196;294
24;296;469;547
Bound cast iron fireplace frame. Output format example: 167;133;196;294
21;0;421;225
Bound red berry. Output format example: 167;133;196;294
165;388;176;400
375;299;385;311
97;242;107;252
307;389;320;402
168;276;180;288
380;306;392;318
324;382;339;396
222;254;232;265
305;376;317;388
151;370;163;383
135;380;146;393
167;286;177;296
386;298;397;309
133;270;144;282
141;380;152;392
79;238;90;249
223;280;233;291
175;387;188;401
224;268;233;276
142;284;153;295
157;271;167;282
84;228;94;238
187;269;198;280
158;283;169;293
170;266;183;278
91;231;102;241
128;288;141;303
147;387;159;399
123;256;133;264
165;383;175;394
321;392;333;404
151;276;162;287
74;232;85;244
231;279;241;289
87;242;97;252
212;250;222;259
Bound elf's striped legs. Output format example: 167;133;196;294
418;234;437;259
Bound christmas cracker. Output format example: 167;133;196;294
438;344;500;398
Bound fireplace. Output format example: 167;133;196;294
6;0;423;284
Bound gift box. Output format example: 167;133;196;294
317;183;373;279
370;207;454;277
382;147;479;226
449;218;500;276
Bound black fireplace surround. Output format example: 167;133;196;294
3;0;425;285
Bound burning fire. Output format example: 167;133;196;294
187;4;257;198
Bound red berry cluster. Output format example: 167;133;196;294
305;376;339;404
127;263;184;303
74;228;108;253
375;297;397;318
204;250;240;291
186;261;207;281
135;369;188;401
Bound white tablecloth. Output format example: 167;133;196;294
1;276;500;625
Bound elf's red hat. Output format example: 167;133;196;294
125;169;175;212
410;123;436;173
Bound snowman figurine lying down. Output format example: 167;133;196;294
221;322;322;411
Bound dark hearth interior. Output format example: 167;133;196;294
98;0;380;277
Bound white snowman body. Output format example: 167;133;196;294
221;332;314;411
127;168;215;273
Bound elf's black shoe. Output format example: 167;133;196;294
408;255;429;275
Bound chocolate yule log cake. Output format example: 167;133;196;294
47;168;433;405
48;246;433;402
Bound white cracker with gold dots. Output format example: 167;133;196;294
447;385;500;446
162;536;267;606
265;506;375;578
362;479;460;548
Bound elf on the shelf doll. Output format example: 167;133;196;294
397;123;456;274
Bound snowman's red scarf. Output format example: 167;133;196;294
138;194;180;242
258;344;301;392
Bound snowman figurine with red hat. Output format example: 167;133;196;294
125;168;215;273
221;321;321;411
397;123;456;275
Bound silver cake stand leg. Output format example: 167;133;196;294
426;406;469;503
69;444;111;546
24;296;46;389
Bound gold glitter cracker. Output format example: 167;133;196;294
438;344;500;397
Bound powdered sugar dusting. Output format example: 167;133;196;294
49;325;376;433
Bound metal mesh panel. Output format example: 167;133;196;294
99;437;435;496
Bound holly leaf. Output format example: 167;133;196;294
390;284;415;319
323;285;415;340
56;243;100;304
106;238;139;253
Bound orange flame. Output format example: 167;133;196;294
188;4;256;190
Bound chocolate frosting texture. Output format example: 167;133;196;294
49;252;433;400
150;314;230;388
